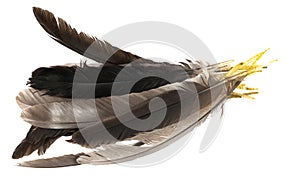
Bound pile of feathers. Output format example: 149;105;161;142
12;7;272;168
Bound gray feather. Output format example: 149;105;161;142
19;153;83;168
16;88;69;110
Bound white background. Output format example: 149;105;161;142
1;0;299;185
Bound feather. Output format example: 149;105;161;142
19;153;83;168
32;7;149;64
12;126;77;159
16;88;68;110
28;61;196;98
77;115;207;165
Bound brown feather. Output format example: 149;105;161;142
32;7;148;64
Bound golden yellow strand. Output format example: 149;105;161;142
226;49;277;99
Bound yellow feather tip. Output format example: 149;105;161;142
226;49;277;99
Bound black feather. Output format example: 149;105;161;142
28;62;193;98
12;126;77;159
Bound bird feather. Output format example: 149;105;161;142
28;61;196;98
33;7;150;64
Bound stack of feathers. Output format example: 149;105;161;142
12;7;271;168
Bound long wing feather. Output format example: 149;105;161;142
32;7;150;64
28;61;195;98
77;109;214;165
